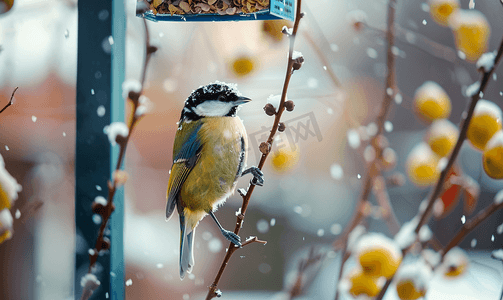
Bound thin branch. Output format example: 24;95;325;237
289;246;324;299
334;248;350;300
80;19;155;300
205;2;303;299
364;23;457;63
333;1;397;298
302;32;341;87
414;37;503;236
372;175;401;235
0;87;18;115
240;236;267;248
441;200;503;259
375;33;503;300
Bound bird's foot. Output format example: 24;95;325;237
221;229;241;247
242;166;264;186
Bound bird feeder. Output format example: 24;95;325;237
137;0;295;22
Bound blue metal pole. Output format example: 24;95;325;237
76;0;125;299
110;0;126;299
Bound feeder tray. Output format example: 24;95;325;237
137;0;294;22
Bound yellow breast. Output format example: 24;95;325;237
180;116;248;214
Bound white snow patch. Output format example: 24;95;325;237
491;249;503;261
104;122;129;146
476;52;496;72
267;94;282;111
80;273;100;289
494;189;503;205
347;225;366;253
94;196;107;206
292;51;303;60
465;82;480;97
122;79;142;99
356;232;402;263
0;154;22;203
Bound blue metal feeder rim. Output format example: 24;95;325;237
137;0;295;22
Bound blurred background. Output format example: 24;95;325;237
0;0;503;299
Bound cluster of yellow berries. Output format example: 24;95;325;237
409;79;503;185
407;82;456;187
429;0;490;62
347;233;402;297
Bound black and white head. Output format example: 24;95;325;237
180;81;251;122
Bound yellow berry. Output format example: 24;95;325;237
429;0;460;26
414;81;451;123
349;270;382;298
0;186;10;211
270;145;300;173
467;100;502;151
449;10;490;62
427;119;459;157
396;280;426;300
443;247;468;278
262;20;292;42
0;229;12;244
356;234;402;278
231;56;255;77
483;130;503;179
406;143;441;187
359;248;401;278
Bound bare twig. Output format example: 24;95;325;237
0;87;18;115
373;175;400;235
240;236;267;248
441;200;503;259
375;33;503;300
364;23;458;63
205;2;303;299
80;19;155;300
333;1;397;298
303;32;341;87
289;246;324;299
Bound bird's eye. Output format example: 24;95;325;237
217;95;226;102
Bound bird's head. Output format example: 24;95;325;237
180;81;251;122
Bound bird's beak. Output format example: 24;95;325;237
234;96;252;105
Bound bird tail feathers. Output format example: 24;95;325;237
179;214;195;279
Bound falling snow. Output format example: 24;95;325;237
97;105;106;117
347;129;361;149
256;219;269;234
330;164;343;180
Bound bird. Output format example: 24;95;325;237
166;81;264;279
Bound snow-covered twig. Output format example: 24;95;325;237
0;87;18;115
80;19;157;300
204;2;304;299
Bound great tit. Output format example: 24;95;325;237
166;81;264;279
